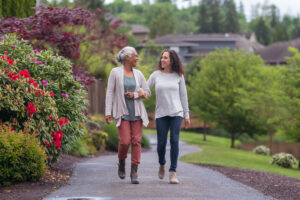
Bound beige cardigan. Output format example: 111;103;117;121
105;66;150;127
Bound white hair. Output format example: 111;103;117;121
116;46;136;64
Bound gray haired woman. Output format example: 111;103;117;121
105;46;150;184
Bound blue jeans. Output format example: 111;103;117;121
156;116;183;172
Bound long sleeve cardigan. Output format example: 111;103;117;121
105;66;150;127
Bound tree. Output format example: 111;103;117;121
280;47;300;168
210;0;222;33
197;2;211;33
251;17;271;45
238;1;244;15
224;0;239;33
149;11;175;38
1;0;35;18
189;49;265;148
238;66;289;153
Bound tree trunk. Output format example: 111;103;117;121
231;132;235;148
203;122;207;141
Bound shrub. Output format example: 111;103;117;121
141;133;150;148
271;152;297;168
103;122;119;152
0;124;46;185
0;35;88;162
252;145;270;155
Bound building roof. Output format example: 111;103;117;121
154;33;247;44
129;24;150;34
255;38;300;64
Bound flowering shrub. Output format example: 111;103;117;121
0;124;47;185
252;145;270;156
0;35;87;162
271;153;297;168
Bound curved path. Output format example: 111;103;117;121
44;133;275;200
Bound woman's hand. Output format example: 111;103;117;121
105;115;112;124
125;92;134;99
138;89;147;99
184;118;190;129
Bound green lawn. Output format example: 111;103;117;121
144;129;300;180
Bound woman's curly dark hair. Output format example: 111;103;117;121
156;49;184;76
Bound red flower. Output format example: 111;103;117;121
59;118;64;127
8;73;19;81
26;102;36;115
49;91;54;97
63;117;69;124
44;141;50;146
20;69;30;78
33;82;38;88
28;78;35;84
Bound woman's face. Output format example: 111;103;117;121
161;51;171;69
126;51;138;67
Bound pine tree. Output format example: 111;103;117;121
0;0;3;18
254;17;271;45
224;0;239;33
239;1;244;14
210;0;222;33
197;2;211;33
2;0;13;17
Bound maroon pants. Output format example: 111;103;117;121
117;119;142;165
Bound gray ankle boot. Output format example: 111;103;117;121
130;164;139;184
118;159;125;179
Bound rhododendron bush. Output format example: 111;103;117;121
0;35;88;162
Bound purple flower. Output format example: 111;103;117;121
3;51;8;54
36;61;43;65
40;80;48;87
61;93;69;99
11;45;15;49
30;57;37;61
34;49;40;54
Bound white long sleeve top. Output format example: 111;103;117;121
147;70;189;119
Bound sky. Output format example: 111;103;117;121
104;0;300;21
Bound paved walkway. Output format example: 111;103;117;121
44;133;275;200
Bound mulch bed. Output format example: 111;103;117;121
198;164;300;200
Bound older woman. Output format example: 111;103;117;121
147;49;190;184
105;46;149;184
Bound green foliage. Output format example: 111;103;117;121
103;122;119;152
271;153;297;168
0;34;88;162
67;124;108;157
141;133;150;148
1;0;35;18
279;47;300;144
252;145;270;156
189;49;266;148
149;11;175;38
67;137;90;157
0;125;47;185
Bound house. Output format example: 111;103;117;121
129;24;150;43
152;33;264;64
255;38;300;65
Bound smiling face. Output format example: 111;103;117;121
126;51;138;67
160;51;171;69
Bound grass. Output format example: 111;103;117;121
144;128;300;180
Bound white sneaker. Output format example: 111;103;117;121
158;165;165;179
169;172;179;184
